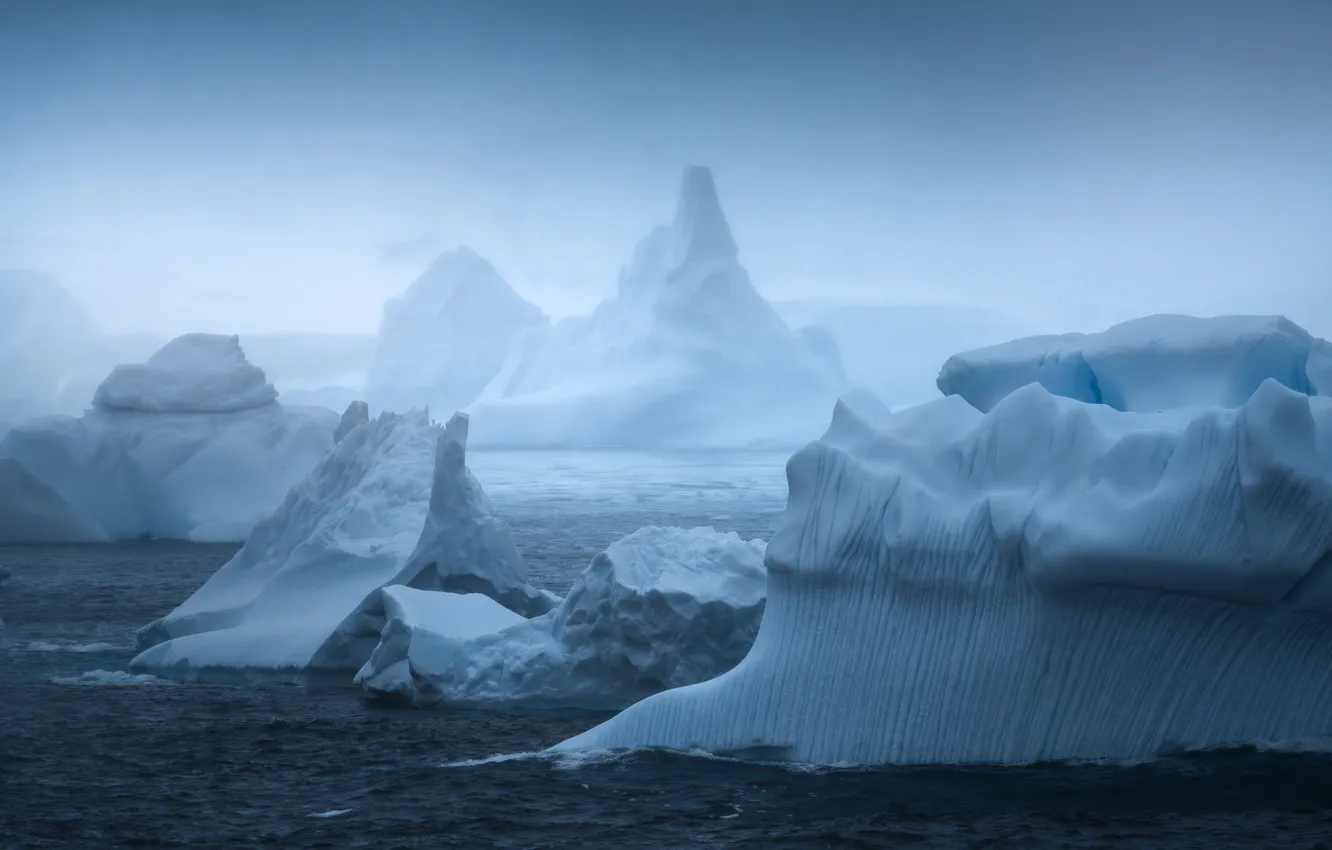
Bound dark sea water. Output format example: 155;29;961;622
3;454;1332;849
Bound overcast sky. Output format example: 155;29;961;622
2;0;1330;336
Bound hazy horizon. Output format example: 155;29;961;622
3;0;1330;338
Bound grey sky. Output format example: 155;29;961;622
2;0;1330;336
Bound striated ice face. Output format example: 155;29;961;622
554;381;1332;765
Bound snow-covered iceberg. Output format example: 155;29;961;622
938;314;1332;413
130;409;439;681
0;334;336;542
130;411;552;682
93;333;279;413
365;248;548;415
356;525;767;709
555;380;1332;765
466;167;847;448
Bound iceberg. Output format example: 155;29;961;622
356;525;767;709
938;314;1332;413
0;334;336;542
554;379;1332;765
0;457;109;544
466;167;848;449
334;400;370;442
130;409;438;680
93;333;279;414
365;248;548;415
130;411;551;682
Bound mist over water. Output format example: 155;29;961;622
2;0;1329;340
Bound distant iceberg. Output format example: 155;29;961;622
465;166;849;449
0;334;336;543
356;525;767;709
938;314;1332;413
365;248;548;416
93;333;279;414
555;366;1332;764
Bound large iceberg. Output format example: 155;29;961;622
465;167;848;448
938;314;1332;413
555;378;1332;765
365;248;548;415
130;411;552;682
0;334;336;542
355;525;767;709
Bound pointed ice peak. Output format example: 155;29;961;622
669;166;737;270
421;246;494;281
443;411;469;453
334;400;370;442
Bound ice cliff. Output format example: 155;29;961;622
0;335;336;543
466;167;849;448
938;314;1332;413
555;375;1332;765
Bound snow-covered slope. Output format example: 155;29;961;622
356;525;767;709
130;411;553;682
0;335;336;542
365;248;548;415
466;167;847;448
938;314;1332;413
130;409;438;681
555;381;1332;765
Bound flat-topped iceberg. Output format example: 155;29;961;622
938;314;1332;413
356;525;767;709
0;335;336;542
130;411;552;682
554;380;1332;765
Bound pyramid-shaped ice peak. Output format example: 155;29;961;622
669;166;738;271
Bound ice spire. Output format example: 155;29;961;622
668;166;738;270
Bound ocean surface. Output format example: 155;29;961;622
2;451;1331;849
